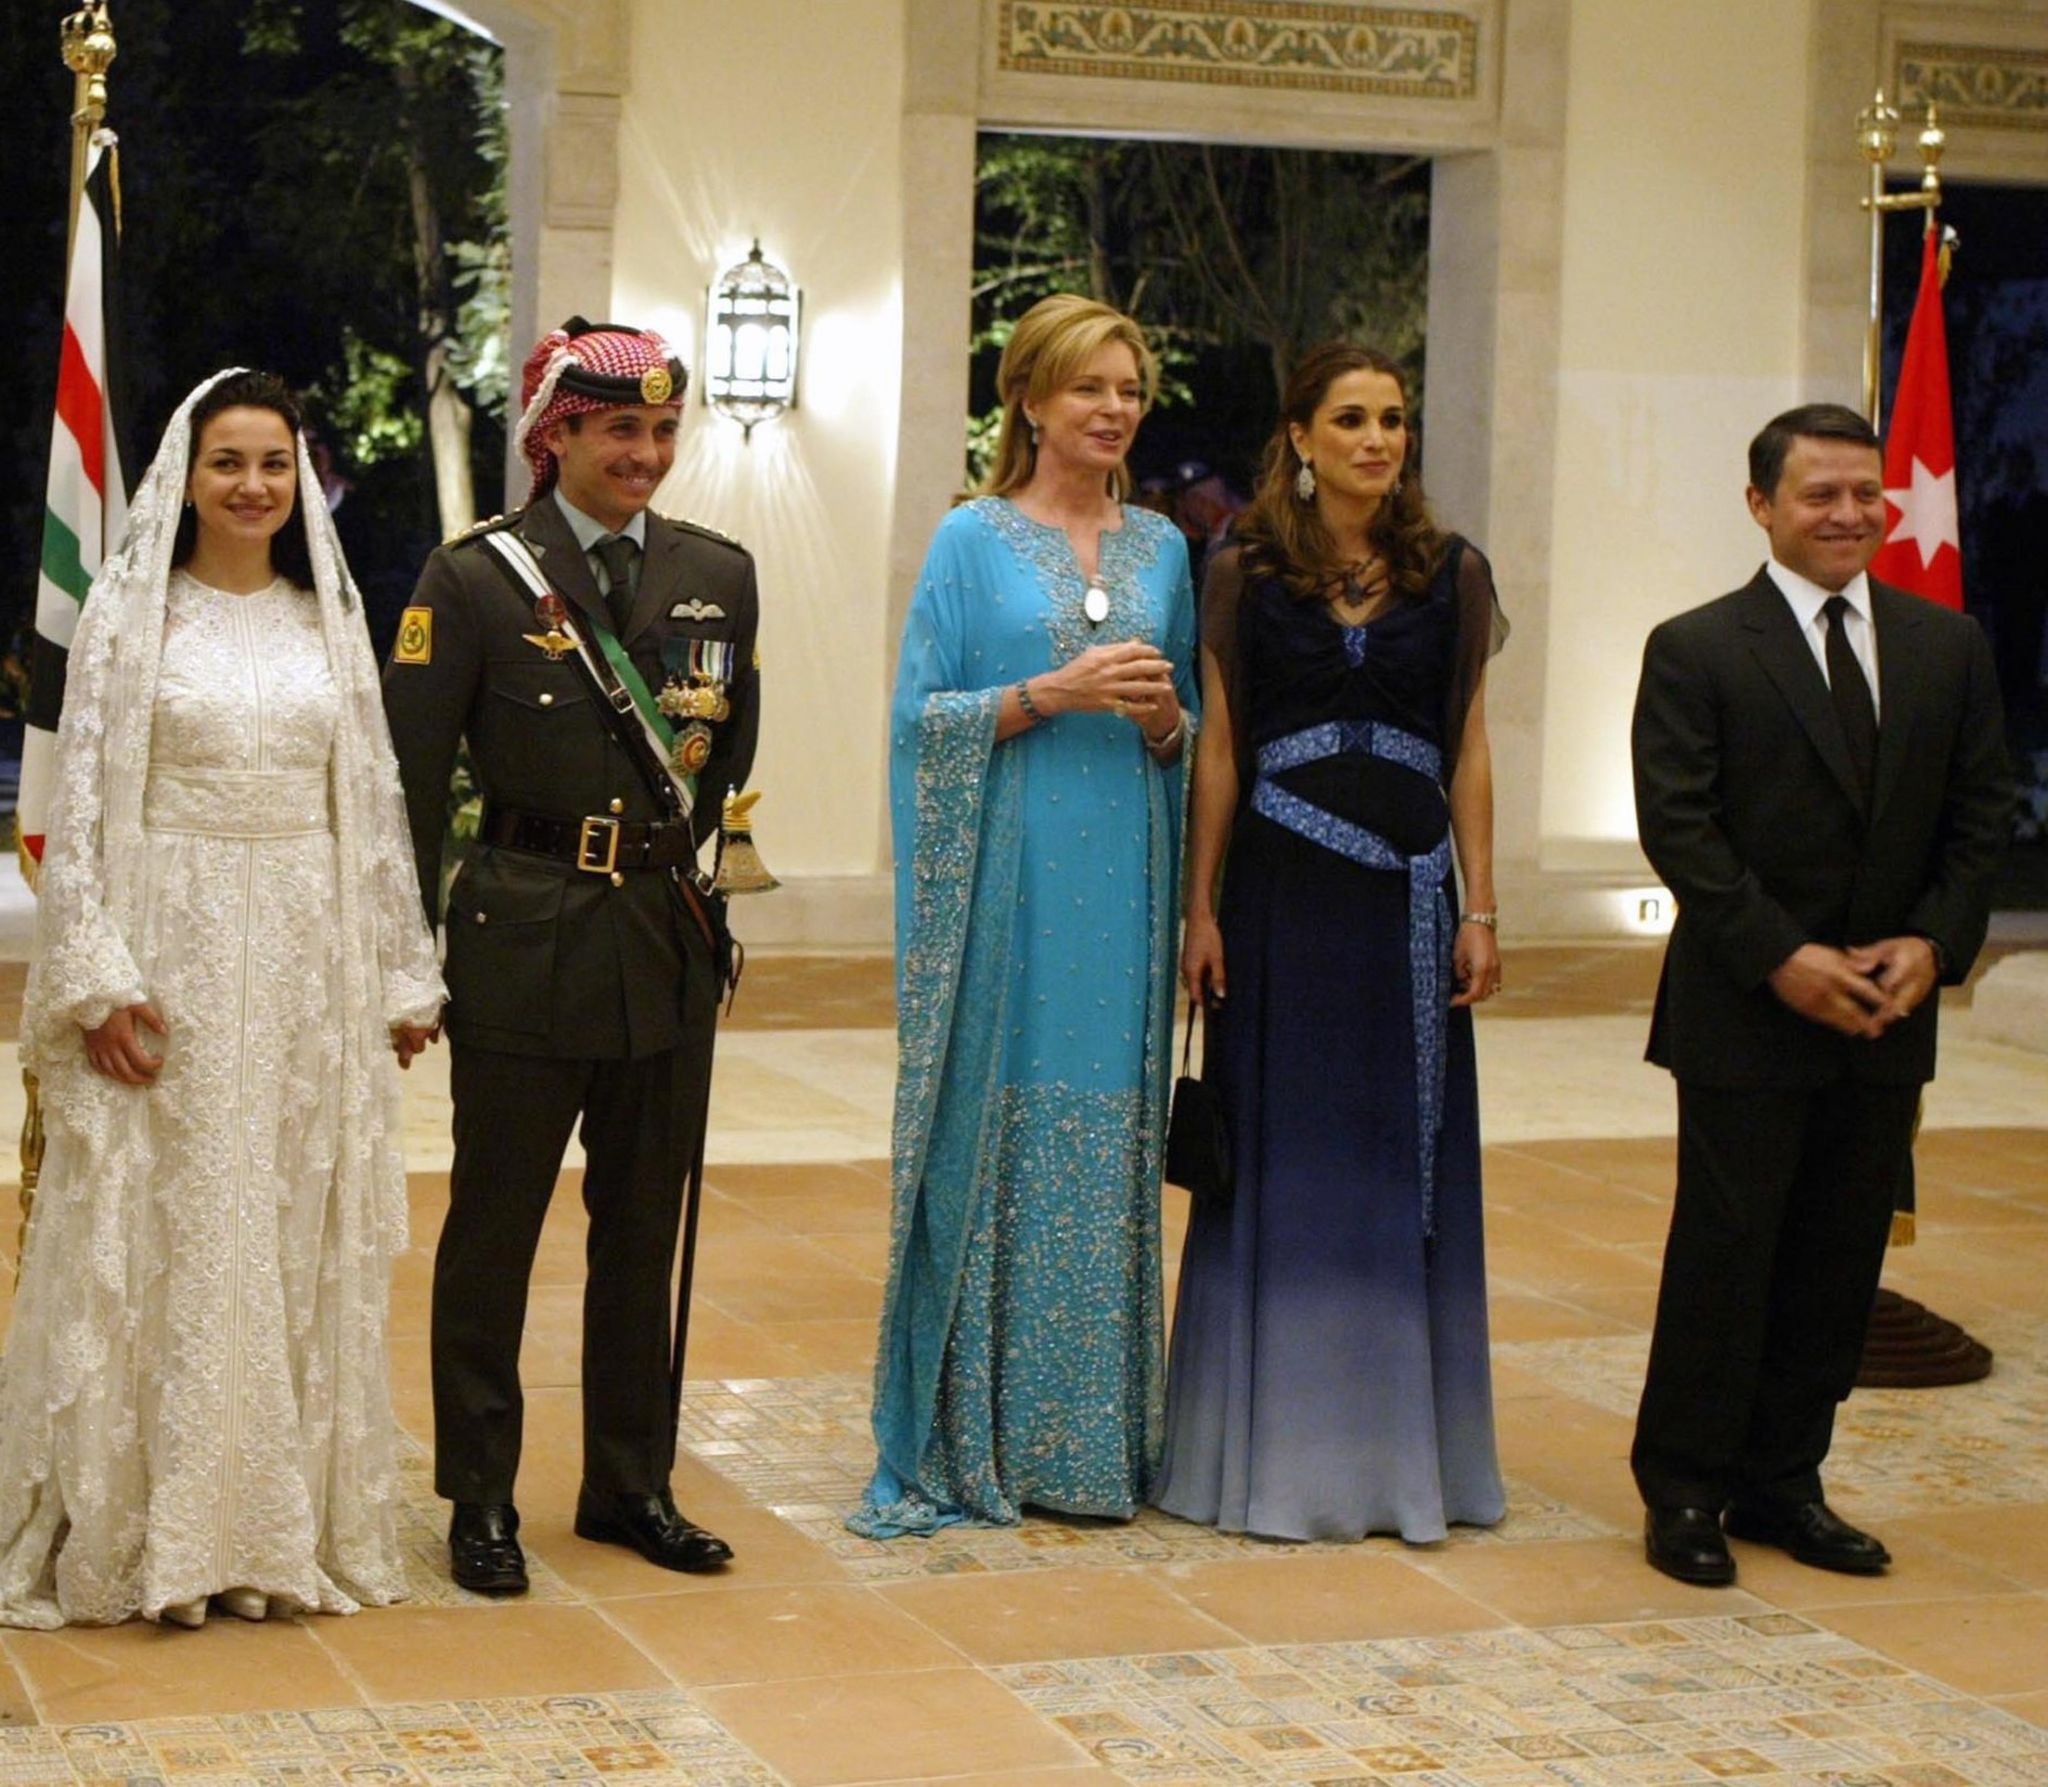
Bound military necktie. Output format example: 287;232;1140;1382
1823;594;1877;798
593;533;639;637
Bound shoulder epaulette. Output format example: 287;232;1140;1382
445;507;525;548
662;513;746;553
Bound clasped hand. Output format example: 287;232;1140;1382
85;1002;441;1081
1046;639;1178;739
1767;937;1938;1040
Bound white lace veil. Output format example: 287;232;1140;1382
21;368;443;1255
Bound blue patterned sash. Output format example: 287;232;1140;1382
1249;721;1452;1237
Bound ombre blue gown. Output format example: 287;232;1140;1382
1154;538;1506;1543
852;498;1197;1538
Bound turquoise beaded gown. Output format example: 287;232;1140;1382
852;497;1197;1537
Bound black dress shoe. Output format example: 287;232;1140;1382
1645;1505;1735;1586
1724;1500;1890;1574
449;1501;529;1595
574;1486;733;1573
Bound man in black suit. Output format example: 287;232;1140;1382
384;320;758;1592
1629;403;2009;1587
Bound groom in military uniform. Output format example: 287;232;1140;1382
384;319;758;1592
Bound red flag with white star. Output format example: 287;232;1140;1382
1871;226;1962;609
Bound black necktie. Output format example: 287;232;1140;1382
593;533;638;636
1823;594;1877;796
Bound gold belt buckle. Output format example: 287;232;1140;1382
576;816;621;874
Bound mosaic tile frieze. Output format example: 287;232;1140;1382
1896;40;2048;134
679;1371;1611;1580
0;1692;780;1785
996;1;1482;98
1501;1314;2048;1520
999;1619;2048;1782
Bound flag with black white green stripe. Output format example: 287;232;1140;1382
21;132;131;867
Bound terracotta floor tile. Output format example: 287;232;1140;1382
1889;1504;2048;1591
877;1566;1237;1664
542;1502;850;1599
311;1602;667;1701
863;1773;1118;1786
1164;1550;1504;1645
1413;1536;1772;1625
1989;1689;2048;1730
1487;1290;1637;1343
0;1644;37;1724
706;1160;893;1201
2;1618;364;1723
702;1667;1086;1785
759;1316;881;1374
606;1582;965;1683
1807;1592;2048;1696
1725;1526;2030;1609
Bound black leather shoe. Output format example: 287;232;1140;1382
574;1486;733;1573
1645;1505;1735;1586
1724;1500;1890;1574
449;1501;529;1595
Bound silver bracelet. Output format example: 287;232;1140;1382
1459;910;1498;930
1144;713;1185;756
1015;678;1045;725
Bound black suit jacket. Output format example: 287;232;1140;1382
1633;568;2009;1089
383;494;760;1058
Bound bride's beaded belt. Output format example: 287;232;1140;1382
142;766;332;838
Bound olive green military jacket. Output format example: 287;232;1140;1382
382;494;760;1059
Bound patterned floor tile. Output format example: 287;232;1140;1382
0;1691;779;1785
995;1617;2048;1783
675;1374;1613;1582
392;1441;577;1606
1500;1315;2048;1520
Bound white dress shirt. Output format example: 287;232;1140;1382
1765;558;1881;721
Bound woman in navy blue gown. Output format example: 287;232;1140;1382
1154;342;1508;1543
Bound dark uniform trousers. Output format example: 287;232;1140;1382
384;492;760;1509
435;923;716;1504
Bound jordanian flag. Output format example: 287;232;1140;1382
21;133;131;865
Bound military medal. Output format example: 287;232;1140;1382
673;722;714;775
523;592;577;660
1083;583;1110;624
656;638;734;724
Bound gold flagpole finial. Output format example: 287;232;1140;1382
61;4;117;255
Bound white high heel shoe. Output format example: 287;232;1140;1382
160;1596;207;1628
217;1586;268;1622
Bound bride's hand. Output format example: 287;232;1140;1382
83;1001;168;1085
392;1022;441;1070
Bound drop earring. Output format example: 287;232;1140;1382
1294;456;1316;503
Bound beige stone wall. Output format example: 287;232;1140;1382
441;0;2048;946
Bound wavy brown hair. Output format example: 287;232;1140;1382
1235;341;1444;603
971;293;1159;503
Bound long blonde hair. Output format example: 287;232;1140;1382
974;294;1160;501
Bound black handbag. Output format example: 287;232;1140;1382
1165;1010;1232;1205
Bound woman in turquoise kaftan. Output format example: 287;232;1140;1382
853;298;1197;1537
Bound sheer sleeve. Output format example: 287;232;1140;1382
1443;537;1509;782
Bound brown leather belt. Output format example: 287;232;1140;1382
482;804;697;876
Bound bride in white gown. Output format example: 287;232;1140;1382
0;370;445;1629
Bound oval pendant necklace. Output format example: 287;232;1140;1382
1083;583;1110;624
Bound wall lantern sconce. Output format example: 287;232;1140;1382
705;240;799;440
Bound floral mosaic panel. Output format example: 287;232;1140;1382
1500;1313;2048;1521
0;1691;779;1786
1897;41;2048;134
998;1617;2048;1782
996;1;1481;99
679;1371;1610;1581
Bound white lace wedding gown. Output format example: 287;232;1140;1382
0;571;441;1627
